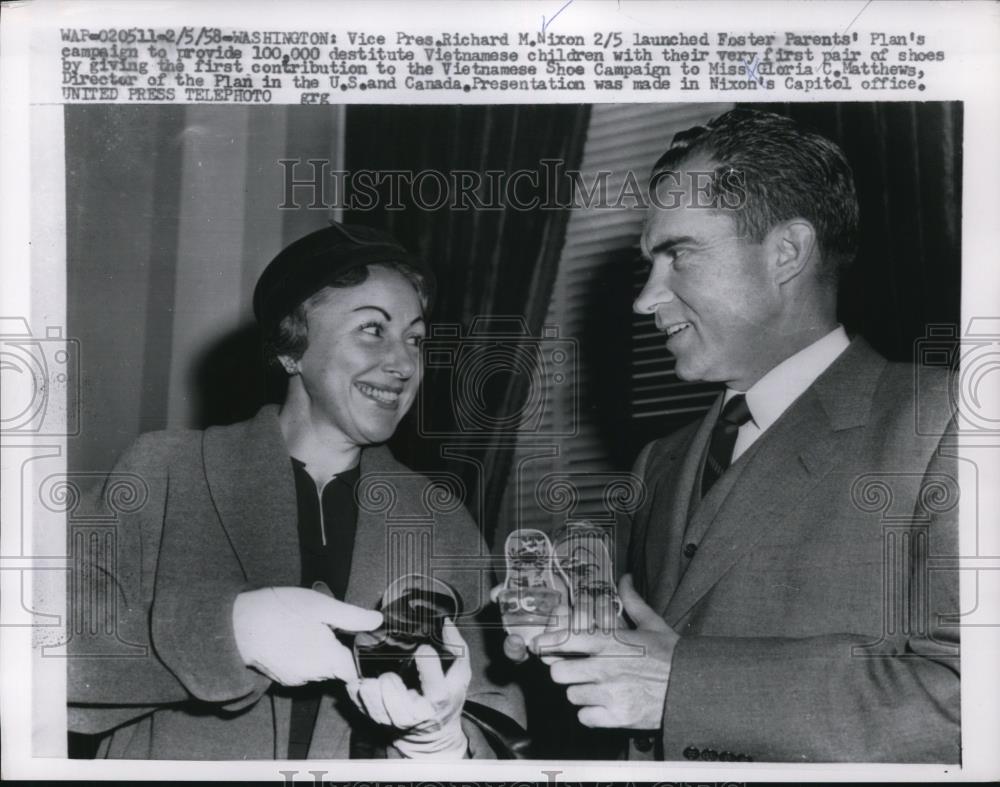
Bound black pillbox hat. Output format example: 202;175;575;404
252;222;434;326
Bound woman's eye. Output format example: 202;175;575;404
360;322;383;337
407;334;425;347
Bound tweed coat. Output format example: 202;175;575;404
67;405;519;758
621;338;960;763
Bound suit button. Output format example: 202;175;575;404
683;745;700;760
634;734;655;752
719;750;735;761
737;753;753;762
700;748;719;761
683;543;698;558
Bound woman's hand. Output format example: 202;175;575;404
347;618;472;758
232;587;383;686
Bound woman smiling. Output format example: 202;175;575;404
68;223;521;759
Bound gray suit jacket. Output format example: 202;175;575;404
68;405;519;758
624;339;960;762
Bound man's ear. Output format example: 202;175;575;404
277;354;300;376
767;219;817;286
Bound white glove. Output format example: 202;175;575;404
232;586;383;686
348;618;471;759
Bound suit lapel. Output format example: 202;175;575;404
664;392;842;624
644;409;716;613
662;338;886;625
202;405;301;588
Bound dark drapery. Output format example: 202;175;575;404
343;105;591;547
750;102;963;362
66;105;347;475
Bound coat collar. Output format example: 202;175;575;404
201;404;403;605
810;335;885;432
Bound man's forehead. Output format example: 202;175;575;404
641;199;734;255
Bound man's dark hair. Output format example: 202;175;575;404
650;108;860;281
261;260;431;370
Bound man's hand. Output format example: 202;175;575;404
530;574;680;730
347;618;472;759
232;587;383;686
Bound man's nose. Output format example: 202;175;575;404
633;261;676;315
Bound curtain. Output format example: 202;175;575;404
343;105;591;548
65;104;344;757
750;102;962;362
65;105;345;475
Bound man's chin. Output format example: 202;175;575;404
671;357;700;382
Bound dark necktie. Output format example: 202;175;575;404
700;394;753;498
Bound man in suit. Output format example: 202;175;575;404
529;109;960;762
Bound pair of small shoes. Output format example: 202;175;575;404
499;522;621;640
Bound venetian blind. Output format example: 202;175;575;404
499;102;732;538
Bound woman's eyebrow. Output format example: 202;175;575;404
352;305;391;320
351;306;425;327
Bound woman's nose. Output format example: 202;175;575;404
383;339;418;379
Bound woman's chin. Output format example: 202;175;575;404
355;419;402;446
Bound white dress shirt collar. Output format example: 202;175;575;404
724;326;851;461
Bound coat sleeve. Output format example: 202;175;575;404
67;433;270;735
657;427;961;763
